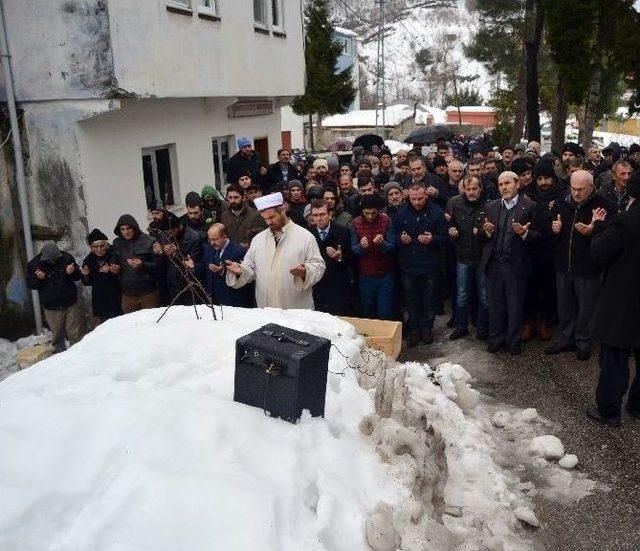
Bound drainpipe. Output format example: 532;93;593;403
0;0;43;334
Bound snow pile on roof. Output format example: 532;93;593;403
445;105;496;113
323;103;446;128
334;26;359;38
0;306;599;550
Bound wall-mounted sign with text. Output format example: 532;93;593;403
228;100;274;119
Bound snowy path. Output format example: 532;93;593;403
402;324;640;551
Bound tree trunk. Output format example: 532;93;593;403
524;0;544;142
551;74;568;154
308;113;314;151
579;62;602;148
510;62;527;145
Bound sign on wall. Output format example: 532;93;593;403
228;100;274;118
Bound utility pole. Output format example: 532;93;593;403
374;0;386;138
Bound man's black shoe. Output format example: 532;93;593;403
576;348;592;361
586;404;621;427
487;342;502;353
406;333;421;348
422;330;434;345
544;342;577;355
449;328;469;341
626;404;640;420
508;343;523;356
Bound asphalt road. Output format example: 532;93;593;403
401;325;640;551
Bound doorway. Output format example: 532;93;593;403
253;137;270;168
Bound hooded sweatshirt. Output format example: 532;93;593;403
112;214;158;295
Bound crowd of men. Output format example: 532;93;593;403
27;135;640;427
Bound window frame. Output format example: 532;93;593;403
253;0;269;29
198;0;219;17
166;0;192;11
271;0;285;33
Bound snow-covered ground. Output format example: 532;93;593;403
0;307;599;550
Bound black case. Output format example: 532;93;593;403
234;323;331;423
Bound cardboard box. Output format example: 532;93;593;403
340;317;403;360
15;344;54;369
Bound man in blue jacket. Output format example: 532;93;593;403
394;184;448;346
196;223;252;307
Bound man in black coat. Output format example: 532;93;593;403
545;170;616;361
265;148;301;189
81;229;122;323
26;243;85;352
226;136;264;187
309;200;351;315
479;171;539;355
586;172;640;427
151;212;203;306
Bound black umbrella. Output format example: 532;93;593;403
352;133;385;152
405;124;454;144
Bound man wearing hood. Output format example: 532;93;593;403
546;170;616;361
81;229;122;324
112;214;160;313
26;242;85;352
521;161;567;341
152;212;203;305
220;184;266;248
200;185;225;221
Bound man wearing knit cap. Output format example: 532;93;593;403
81;229;122;324
227;136;263;187
225;192;325;309
383;181;403;217
26;243;85;352
510;157;533;192
287;179;307;227
585;171;640;427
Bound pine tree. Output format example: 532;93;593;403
291;0;357;150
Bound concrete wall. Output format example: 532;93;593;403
77;97;284;237
1;0;305;101
280;105;306;150
0;0;116;101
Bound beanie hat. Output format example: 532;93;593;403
313;158;328;170
501;144;515;154
383;181;402;196
237;136;252;149
288;179;303;191
40;242;61;262
87;228;108;244
510;157;531;176
148;200;164;212
326;154;340;171
629;143;640;155
628;170;640;199
432;157;447;169
201;185;217;199
533;160;556;180
185;191;202;207
561;142;584;157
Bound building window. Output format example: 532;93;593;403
212;137;231;189
142;145;177;207
166;0;192;9
254;0;267;26
271;0;284;30
199;0;219;15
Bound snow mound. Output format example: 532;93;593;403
529;435;565;460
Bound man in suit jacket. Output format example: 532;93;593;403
480;171;539;355
309;200;351;315
196;223;252;307
586;172;640;427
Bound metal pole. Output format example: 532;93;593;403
380;0;386;139
0;0;43;334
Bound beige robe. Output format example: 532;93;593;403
226;219;325;309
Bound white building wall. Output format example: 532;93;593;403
77;97;283;236
280;106;306;150
107;0;305;98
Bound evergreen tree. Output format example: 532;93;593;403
291;0;357;150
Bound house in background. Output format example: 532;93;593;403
281;26;362;150
0;0;305;334
445;105;496;128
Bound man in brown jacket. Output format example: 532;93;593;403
220;184;267;249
